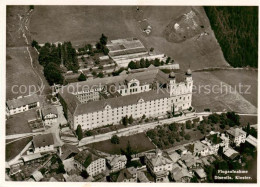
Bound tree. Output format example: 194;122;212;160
31;40;38;48
100;33;108;45
184;134;191;140
128;61;137;69
121;141;135;165
56;163;65;174
150;47;154;52
154;58;161;67
80;170;89;179
85;130;92;137
111;135;120;144
44;62;64;85
169;123;178;131
76;125;83;140
186;120;192;129
29;5;34;10
92;71;97;76
78;73;87;81
97;72;104;78
128;115;134;124
122;116;129;126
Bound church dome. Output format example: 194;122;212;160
186;68;192;75
169;72;175;78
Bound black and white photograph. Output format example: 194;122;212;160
2;1;259;185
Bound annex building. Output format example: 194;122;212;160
58;67;193;130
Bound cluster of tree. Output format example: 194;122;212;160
205;112;240;129
77;44;94;56
121;115;134;126
95;34;110;55
112;67;126;76
146;122;192;149
49;155;65;174
204;7;258;68
111;135;120;144
128;58;164;69
243;123;257;138
32;40;80;85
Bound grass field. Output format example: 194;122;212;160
88;133;155;154
6;136;32;161
6;47;41;100
29;6;227;70
192;69;257;114
239;115;257;126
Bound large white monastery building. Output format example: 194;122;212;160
59;66;193;130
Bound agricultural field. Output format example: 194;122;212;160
29;6;227;70
192;69;257;114
88;133;155;155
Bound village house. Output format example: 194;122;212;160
59;144;79;161
193;168;207;182
74;149;106;177
41;106;58;126
32;133;55;154
171;163;192;182
145;149;173;182
226;127;246;146
112;167;137;182
245;135;257;148
6;94;40;116
106;155;127;173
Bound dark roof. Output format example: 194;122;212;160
60;144;79;160
116;167;136;182
74;89;169;115
74;150;101;168
6;94;39;109
33;133;54;148
42;106;58;117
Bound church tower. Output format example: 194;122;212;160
185;68;193;93
168;71;176;96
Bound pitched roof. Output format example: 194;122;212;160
74;88;169;115
6;94;39;109
116;167;137;182
42;106;58;117
246;135;257;147
106;155;127;166
194;168;206;179
33;133;54;148
146;150;172;167
21;153;42;162
224;147;239;160
227;127;246;137
171;163;192;181
60;144;79;160
74;150;102;168
32;170;43;182
168;152;181;163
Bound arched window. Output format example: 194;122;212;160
130;83;137;87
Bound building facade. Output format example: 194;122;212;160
6;94;40;116
32;133;55;154
106;155;127;173
226;127;246;146
41;106;58;126
59;68;193;130
74;150;106;177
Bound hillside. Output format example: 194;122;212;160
204;6;258;68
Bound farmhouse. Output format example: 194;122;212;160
6;94;40;116
59;68;193;130
32;133;55;153
41;106;58;126
106;38;165;67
